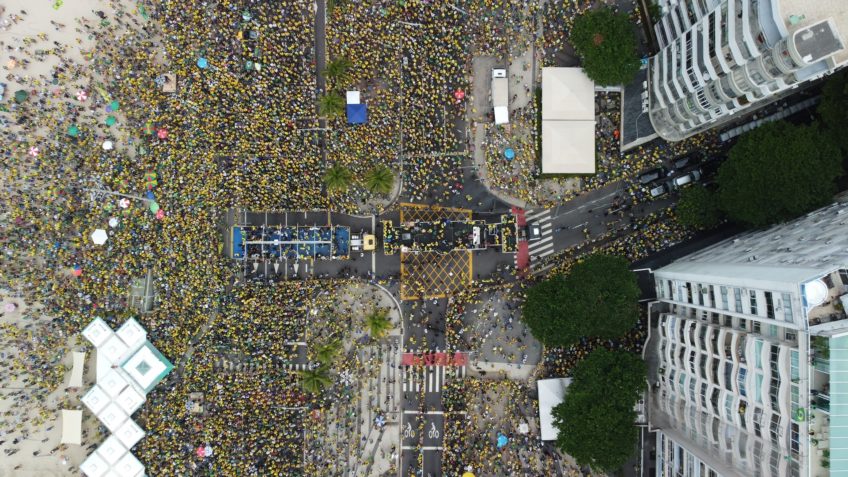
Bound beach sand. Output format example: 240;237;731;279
0;1;144;475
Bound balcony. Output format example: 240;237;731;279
806;270;848;329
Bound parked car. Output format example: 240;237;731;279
672;169;702;189
526;223;542;241
650;183;669;198
673;154;696;170
639;167;667;185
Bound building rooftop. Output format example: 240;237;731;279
779;0;848;67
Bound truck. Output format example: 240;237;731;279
491;68;509;125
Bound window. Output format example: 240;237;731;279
753;321;761;333
738;367;748;397
790;350;799;380
749;290;758;315
782;292;793;322
754;373;763;404
739;318;747;330
734;288;743;312
708;285;716;308
724;315;733;327
720;286;729;310
685;282;694;303
764;291;775;319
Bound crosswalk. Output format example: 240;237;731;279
402;366;467;393
523;209;556;261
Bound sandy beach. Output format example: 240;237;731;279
1;1;140;475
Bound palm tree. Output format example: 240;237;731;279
364;164;395;195
318;91;346;118
314;339;342;367
323;57;353;87
365;308;393;339
298;366;331;394
324;164;353;193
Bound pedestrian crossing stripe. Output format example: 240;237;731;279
402;366;467;393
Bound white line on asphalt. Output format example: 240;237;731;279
403;410;445;415
421;447;444;451
531;241;554;254
540;222;552;231
525;210;551;221
529;235;553;247
285;341;307;346
538;248;556;258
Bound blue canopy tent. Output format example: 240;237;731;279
346;104;368;124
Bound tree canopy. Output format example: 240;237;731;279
553;348;646;472
675;184;722;230
521;254;640;347
569;8;641;86
323;164;353;193
365;164;395;195
818;69;848;153
716;121;843;227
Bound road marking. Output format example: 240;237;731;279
403;410;444;415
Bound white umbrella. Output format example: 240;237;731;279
108;217;119;228
118;198;130;209
91;229;108;245
102;140;114;151
518;422;530;434
204;445;213;457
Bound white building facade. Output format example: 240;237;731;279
649;201;848;477
648;0;847;141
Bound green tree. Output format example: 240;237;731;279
298;366;331;394
323;164;353;193
522;254;640;347
569;8;641;86
318;91;346;118
365;308;393;339
818;69;848;153
364;164;395;195
323;57;354;88
675;184;722;230
314;339;342;367
552;349;647;472
717;121;843;227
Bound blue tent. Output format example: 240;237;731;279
346;104;368;124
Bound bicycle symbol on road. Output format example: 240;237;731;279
428;422;440;439
403;422;415;439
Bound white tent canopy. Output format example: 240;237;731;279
115;420;145;449
82;385;110;415
537;378;572;441
68;351;87;388
61;410;83;445
81;452;109;477
541;67;596;174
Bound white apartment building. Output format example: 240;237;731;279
648;0;847;141
648;200;848;477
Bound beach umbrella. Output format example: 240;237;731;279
102;140;114;151
197;57;208;69
67;125;79;137
144;122;154;135
204;445;213;457
196;446;205;458
149;201;159;213
454;88;465;101
517;422;529;434
155;209;165;220
75;90;87;101
90;229;108;245
6;59;16;69
462;473;475;477
496;433;508;448
242;10;252;21
28;146;39;157
146;191;155;200
118;198;130;209
504;148;515;160
105;116;117;126
4;302;17;312
14;89;28;103
72;265;82;277
109;100;119;111
108;217;119;228
157;128;168;139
